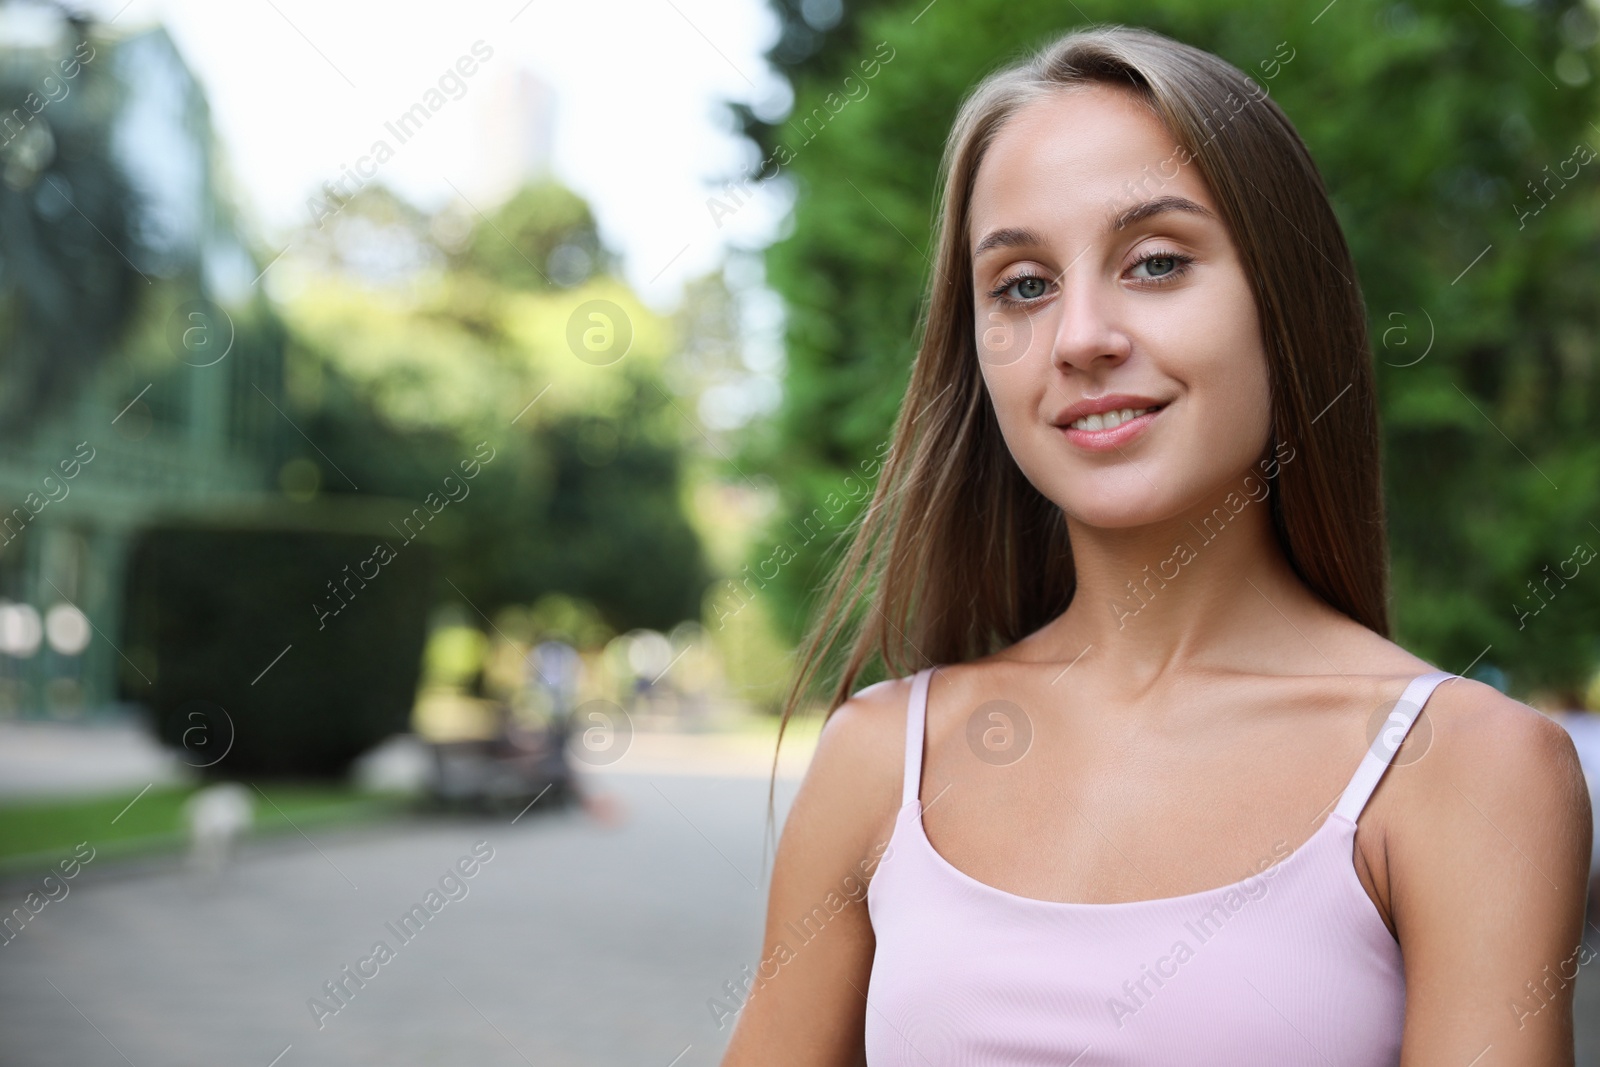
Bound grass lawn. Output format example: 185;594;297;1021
0;782;413;877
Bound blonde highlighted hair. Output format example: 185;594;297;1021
767;23;1386;818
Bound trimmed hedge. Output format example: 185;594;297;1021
123;525;433;778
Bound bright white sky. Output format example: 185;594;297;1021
74;0;794;312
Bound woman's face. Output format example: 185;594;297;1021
968;84;1273;529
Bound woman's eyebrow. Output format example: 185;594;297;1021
972;226;1046;258
972;195;1217;258
1109;194;1216;232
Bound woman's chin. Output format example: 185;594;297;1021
1028;469;1165;526
1056;495;1175;531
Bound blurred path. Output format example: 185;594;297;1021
587;722;820;779
0;770;797;1066
2;756;1596;1064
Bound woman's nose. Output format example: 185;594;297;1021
1050;264;1133;372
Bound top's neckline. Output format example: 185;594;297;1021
904;797;1353;912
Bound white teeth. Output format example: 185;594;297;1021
1069;406;1156;432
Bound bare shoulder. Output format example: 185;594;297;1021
718;677;916;1064
1384;675;1588;833
789;675;916;873
820;675;914;822
1405;675;1588;800
1383;675;1593;1056
820;673;916;754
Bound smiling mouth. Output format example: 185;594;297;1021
1065;404;1164;432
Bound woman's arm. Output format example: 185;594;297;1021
1388;678;1593;1065
718;679;910;1067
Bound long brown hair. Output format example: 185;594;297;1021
765;22;1387;829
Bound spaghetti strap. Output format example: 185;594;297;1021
865;667;1447;1063
1333;671;1458;824
901;667;934;809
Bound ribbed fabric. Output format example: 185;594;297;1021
864;667;1458;1066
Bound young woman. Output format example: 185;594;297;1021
720;23;1592;1067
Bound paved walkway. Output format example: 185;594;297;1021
3;762;1596;1064
0;715;822;798
0;771;793;1066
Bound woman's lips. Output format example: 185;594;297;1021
1059;404;1164;451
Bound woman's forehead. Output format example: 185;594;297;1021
970;86;1214;236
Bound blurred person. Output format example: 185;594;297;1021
529;639;582;714
722;24;1591;1066
183;781;254;877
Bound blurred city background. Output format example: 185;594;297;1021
0;0;1598;1062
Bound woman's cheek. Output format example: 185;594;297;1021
980;367;1034;441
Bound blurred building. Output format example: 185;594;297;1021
0;13;285;721
460;64;558;209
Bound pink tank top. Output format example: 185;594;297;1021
864;666;1459;1065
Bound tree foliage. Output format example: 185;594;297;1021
0;11;142;437
736;0;1600;693
447;176;616;291
281;181;710;633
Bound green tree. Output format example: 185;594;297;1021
447;176;616;291
735;0;1600;694
281;180;709;633
0;10;142;437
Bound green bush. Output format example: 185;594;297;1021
123;526;433;777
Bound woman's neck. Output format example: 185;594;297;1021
1032;482;1330;689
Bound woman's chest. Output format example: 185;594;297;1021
916;706;1397;920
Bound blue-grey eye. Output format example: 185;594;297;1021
1142;256;1178;277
